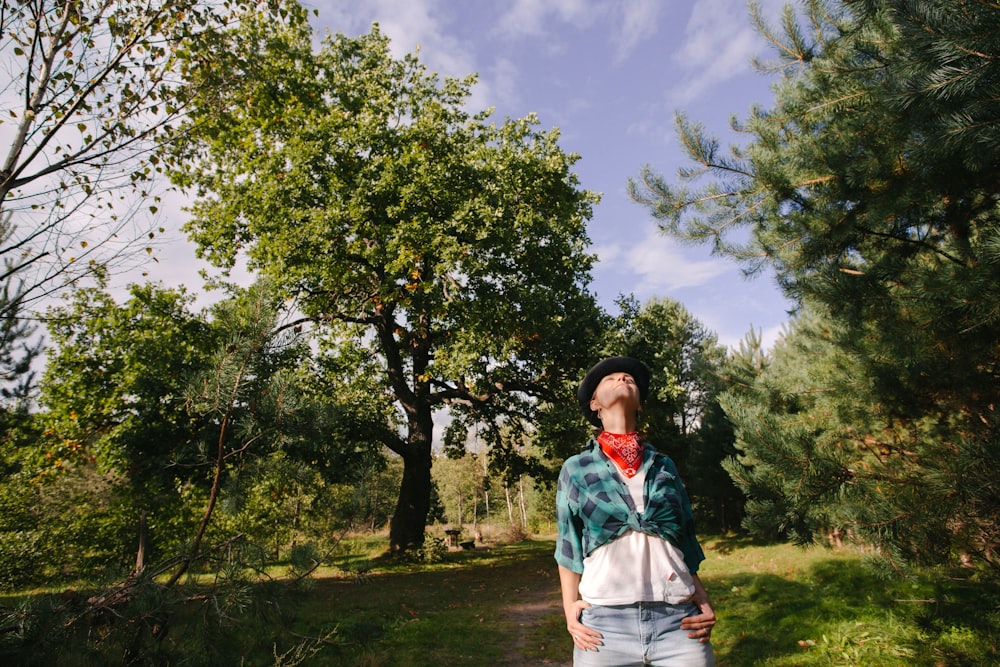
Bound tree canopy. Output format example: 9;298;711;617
168;7;604;552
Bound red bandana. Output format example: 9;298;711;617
598;431;643;478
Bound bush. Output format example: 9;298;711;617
0;531;41;590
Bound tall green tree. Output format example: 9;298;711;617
0;216;41;417
718;310;860;546
630;0;1000;566
433;453;485;529
167;9;603;553
39;280;216;573
36;279;364;578
0;6;291;566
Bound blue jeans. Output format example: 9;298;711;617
574;601;715;666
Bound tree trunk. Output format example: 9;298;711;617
389;414;433;553
134;511;148;575
505;485;514;524
484;489;490;540
518;476;528;529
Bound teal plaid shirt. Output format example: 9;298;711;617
555;439;705;575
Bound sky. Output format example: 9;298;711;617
144;0;796;350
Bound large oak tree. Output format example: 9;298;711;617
168;8;603;552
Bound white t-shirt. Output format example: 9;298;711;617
578;467;696;605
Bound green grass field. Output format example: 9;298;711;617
296;535;999;666
2;534;997;665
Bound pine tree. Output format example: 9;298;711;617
630;0;1000;567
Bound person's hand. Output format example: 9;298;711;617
681;590;716;643
565;599;603;651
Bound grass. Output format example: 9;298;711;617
1;533;997;666
291;538;564;666
704;534;1000;666
309;533;1000;666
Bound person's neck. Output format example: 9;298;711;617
599;408;636;435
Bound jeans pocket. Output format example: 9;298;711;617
579;603;631;636
579;603;614;629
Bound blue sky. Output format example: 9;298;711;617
151;0;795;349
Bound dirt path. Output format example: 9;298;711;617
499;566;573;666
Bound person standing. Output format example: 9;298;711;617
555;356;716;666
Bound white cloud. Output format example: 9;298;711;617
612;0;662;63
594;228;729;295
592;227;792;352
693;288;791;351
315;0;476;78
664;0;764;106
484;56;522;110
496;0;596;38
314;0;512;114
494;0;659;63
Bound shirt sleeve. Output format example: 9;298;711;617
554;461;585;573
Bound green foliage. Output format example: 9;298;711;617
0;227;41;411
0;278;403;661
583;296;741;532
433;453;485;527
407;536;448;565
2;278;390;589
609;296;728;460
169;7;605;552
721;304;1000;570
36;281;216;575
0;570;338;666
0;464;141;589
631;0;1000;567
215;449;398;559
165;279;388;583
0;248;45;586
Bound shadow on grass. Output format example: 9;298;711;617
0;540;566;667
705;532;778;555
709;556;1000;666
295;539;565;667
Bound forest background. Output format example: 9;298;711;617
0;0;997;663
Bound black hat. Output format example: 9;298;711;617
577;356;650;427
